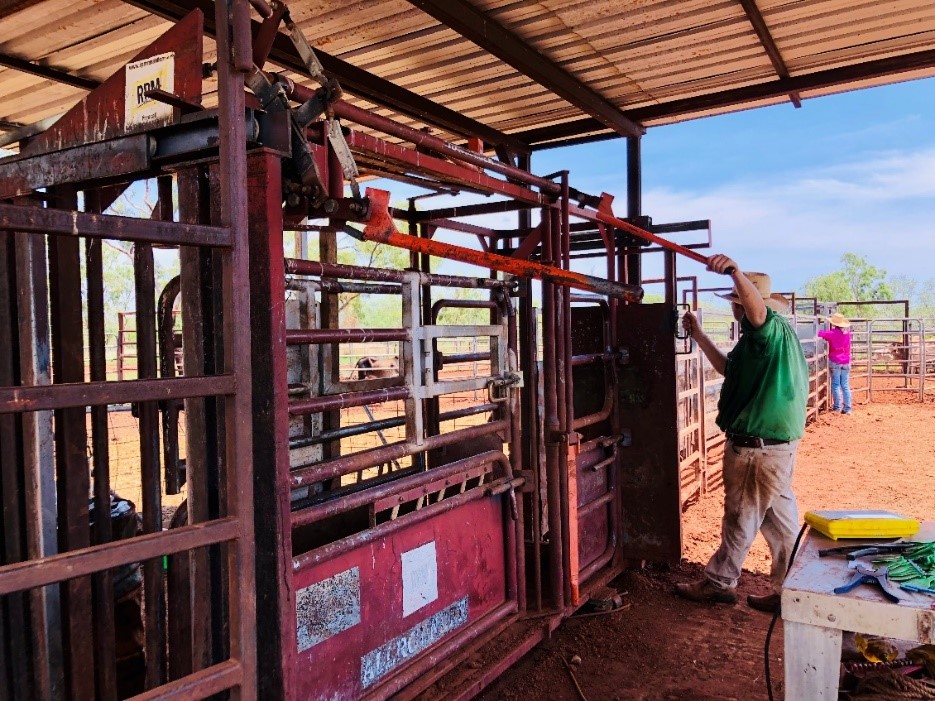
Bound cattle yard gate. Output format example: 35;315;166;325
0;5;835;701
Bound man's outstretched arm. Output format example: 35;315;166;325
683;312;728;375
707;254;767;329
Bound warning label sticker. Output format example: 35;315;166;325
401;541;439;617
125;52;175;129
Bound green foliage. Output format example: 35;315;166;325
890;274;935;317
96;180;180;342
802;253;893;317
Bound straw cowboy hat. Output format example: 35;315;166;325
829;312;851;328
716;272;791;312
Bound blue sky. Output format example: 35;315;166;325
535;78;935;294
385;76;935;300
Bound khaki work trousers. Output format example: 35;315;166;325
705;439;801;593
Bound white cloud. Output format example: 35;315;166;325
634;148;935;292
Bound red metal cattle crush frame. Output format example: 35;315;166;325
0;3;708;699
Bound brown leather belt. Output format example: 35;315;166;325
726;434;789;448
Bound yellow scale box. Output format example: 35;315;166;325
805;510;920;540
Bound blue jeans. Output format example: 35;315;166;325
830;362;851;412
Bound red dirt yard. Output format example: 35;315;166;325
478;395;935;701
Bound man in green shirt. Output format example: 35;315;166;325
675;254;808;614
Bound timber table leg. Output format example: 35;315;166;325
783;620;842;699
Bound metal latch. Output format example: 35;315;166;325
487;372;523;403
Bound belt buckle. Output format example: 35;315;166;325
754;436;765;448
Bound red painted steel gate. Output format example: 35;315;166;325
0;3;698;696
0;6;258;698
292;494;514;699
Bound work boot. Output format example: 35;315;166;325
747;592;781;614
674;578;736;604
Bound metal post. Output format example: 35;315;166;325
84;189;118;700
48;185;95;699
625;136;642;289
214;1;257;696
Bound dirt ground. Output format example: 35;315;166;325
479;393;935;701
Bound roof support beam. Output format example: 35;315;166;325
521;47;935;148
0;52;99;91
122;0;528;152
737;0;801;108
403;0;644;139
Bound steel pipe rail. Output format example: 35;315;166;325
291;419;509;487
361;195;644;303
288;386;410;416
285;328;409;344
0;375;235;414
293;458;521;570
438;351;491;367
288;401;497;448
332;100;559;194
284;258;508;289
567;202;712;267
0;202;231;247
291;450;510;528
272;79;544;189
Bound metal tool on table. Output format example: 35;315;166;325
834;565;903;602
819;542;922;560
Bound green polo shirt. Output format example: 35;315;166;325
715;309;808;441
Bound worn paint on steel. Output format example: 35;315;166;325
295;567;361;653
16;10;204;157
291;496;508;700
401;541;439;617
616;303;684;562
362;189;644;302
361;596;469;688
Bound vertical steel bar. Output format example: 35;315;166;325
517;152;541;611
135;221;167;689
14;224;62;700
503;292;526;612
177;167;209;675
418;221;437;468
0;231;33;700
245;149;294;699
625;136;642;288
321;143;343;474
664;251;677;307
560;174;580;604
47;186;96;700
117;313;126;381
156;176;183;496
541;208;564;609
0;604;8;699
84;189;118;700
215;1;258;696
551;202;572;607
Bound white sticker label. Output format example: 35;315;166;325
125;52;175;129
401;541;438;617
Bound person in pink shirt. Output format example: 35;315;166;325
819;312;852;414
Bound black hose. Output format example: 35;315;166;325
766;522;809;701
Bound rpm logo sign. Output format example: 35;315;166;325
125;52;175;129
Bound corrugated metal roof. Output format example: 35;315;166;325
1;0;934;148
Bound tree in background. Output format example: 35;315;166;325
88;181;180;372
802;252;893;316
890;274;935;317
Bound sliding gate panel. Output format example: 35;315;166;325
570;303;618;584
615;303;682;562
293;494;511;699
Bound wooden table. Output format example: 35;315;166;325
782;522;935;700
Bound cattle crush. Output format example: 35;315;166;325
0;4;841;700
